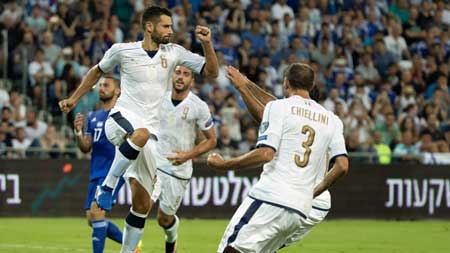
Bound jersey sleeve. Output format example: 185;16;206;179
328;116;347;159
196;102;214;131
98;44;121;73
175;45;206;74
256;101;283;152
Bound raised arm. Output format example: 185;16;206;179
195;26;219;78
73;113;92;153
225;66;276;123
59;65;103;113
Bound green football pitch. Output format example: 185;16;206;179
0;218;449;253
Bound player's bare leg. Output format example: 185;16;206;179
98;128;150;210
223;246;240;253
157;209;179;253
121;178;153;253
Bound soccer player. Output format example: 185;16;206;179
73;75;127;253
59;6;218;253
154;65;216;253
208;63;349;253
225;66;334;248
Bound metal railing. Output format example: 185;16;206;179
2;29;7;81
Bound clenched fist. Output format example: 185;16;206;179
195;26;212;44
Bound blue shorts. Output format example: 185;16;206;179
84;177;126;210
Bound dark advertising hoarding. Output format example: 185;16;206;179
0;159;449;219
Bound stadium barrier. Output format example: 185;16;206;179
1;159;449;219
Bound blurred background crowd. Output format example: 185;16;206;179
0;0;449;164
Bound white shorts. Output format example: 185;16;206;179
105;106;146;146
123;138;162;199
155;169;190;215
218;197;305;253
282;191;330;247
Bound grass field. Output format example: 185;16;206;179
0;218;449;253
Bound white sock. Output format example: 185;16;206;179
103;139;142;189
103;148;130;189
164;215;179;243
121;209;147;253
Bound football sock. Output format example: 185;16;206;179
164;215;179;243
92;219;107;253
106;220;123;243
121;208;147;253
103;139;141;189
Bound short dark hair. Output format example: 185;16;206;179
103;73;120;88
284;63;315;91
141;6;172;30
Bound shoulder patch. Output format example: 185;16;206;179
259;122;269;134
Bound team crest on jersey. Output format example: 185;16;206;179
259;122;269;134
205;117;213;128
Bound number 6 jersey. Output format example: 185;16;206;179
98;41;205;136
250;95;347;218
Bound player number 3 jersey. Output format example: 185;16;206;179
250;95;347;218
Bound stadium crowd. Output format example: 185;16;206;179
0;0;449;164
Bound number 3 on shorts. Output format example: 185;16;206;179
295;125;315;168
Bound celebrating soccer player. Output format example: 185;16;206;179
59;6;218;253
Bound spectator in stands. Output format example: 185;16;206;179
238;127;257;154
373;39;396;76
311;38;334;72
356;52;380;85
41;31;61;66
242;20;266;54
11;126;32;159
271;0;294;21
1;106;14;125
417;129;439;153
25;5;47;35
216;124;239;159
376;111;401;148
106;15;124;43
345;100;375;151
393;130;420;163
389;21;411;55
372;131;392;165
28;48;55;106
220;96;243;142
0;83;9;109
397;85;416;112
24;110;47;142
423;114;445;142
38;124;64;158
400;116;419;141
9;91;26;123
323;87;347;113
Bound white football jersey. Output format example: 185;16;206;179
98;41;205;135
156;91;213;179
250;95;347;218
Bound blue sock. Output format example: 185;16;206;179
92;220;107;253
106;220;123;244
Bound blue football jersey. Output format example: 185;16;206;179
86;109;115;180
